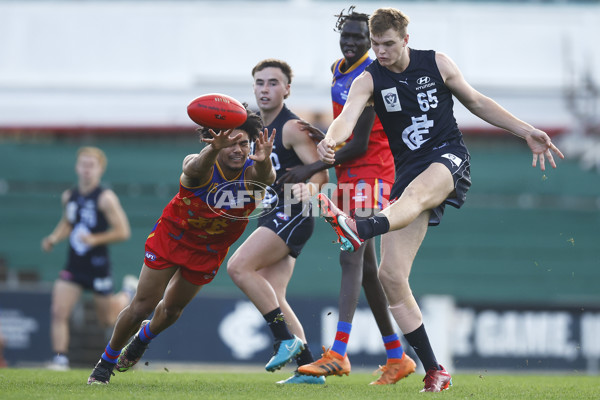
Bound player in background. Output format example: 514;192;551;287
41;146;136;371
315;7;564;392
87;107;276;384
278;7;415;384
226;59;328;384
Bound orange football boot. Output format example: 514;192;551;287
369;353;416;385
297;347;351;377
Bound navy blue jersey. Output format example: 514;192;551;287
366;49;463;171
260;104;302;205
64;186;111;285
256;104;314;241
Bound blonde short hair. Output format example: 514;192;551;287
77;146;107;170
369;8;410;38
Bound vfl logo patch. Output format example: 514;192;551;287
441;153;462;168
276;212;290;221
145;251;157;261
381;87;401;112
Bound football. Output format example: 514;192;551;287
187;93;247;130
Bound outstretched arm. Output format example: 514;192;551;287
438;52;564;170
181;129;243;186
278;107;375;184
319;71;374;164
280;120;329;200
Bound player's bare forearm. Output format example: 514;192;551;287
98;191;131;245
325;117;354;145
252;159;276;186
185;129;244;179
467;95;564;169
42;218;72;252
278;161;330;184
183;145;219;178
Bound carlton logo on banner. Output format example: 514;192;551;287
2;290;599;372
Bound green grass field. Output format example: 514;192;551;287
0;368;598;400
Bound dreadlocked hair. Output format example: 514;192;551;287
334;5;370;33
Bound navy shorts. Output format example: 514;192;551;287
59;269;114;295
256;201;314;258
391;137;472;226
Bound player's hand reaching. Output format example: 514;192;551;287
525;129;565;171
202;129;242;150
298;120;326;144
291;182;315;202
250;128;276;163
317;137;337;164
277;164;318;184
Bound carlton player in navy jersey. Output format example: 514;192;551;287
41;147;134;371
272;7;415;385
315;7;564;393
227;59;328;384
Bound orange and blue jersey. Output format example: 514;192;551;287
331;53;394;182
149;158;258;255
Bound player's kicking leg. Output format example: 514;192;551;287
317;193;364;252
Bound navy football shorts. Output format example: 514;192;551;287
256;201;314;258
390;138;472;226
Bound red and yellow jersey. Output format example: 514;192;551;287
149;159;258;254
331;53;394;184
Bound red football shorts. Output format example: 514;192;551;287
143;222;226;286
333;172;393;217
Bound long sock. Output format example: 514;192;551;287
138;323;158;344
295;345;315;367
403;324;440;371
356;215;390;240
331;321;352;356
101;344;121;364
382;333;404;360
264;308;293;341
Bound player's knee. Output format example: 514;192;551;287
161;303;184;322
226;261;242;283
128;298;157;320
226;255;252;284
50;304;70;322
378;267;409;291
